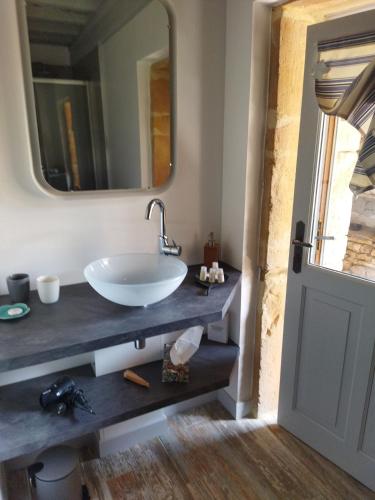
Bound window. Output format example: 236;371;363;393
311;113;375;281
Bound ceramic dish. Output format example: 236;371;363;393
0;303;30;320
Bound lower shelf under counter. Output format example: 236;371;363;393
0;338;238;462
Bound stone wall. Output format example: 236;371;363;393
343;229;375;280
254;7;310;417
343;190;375;280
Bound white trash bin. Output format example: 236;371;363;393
30;446;82;500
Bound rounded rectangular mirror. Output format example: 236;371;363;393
20;0;173;193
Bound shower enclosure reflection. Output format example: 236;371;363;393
23;0;173;192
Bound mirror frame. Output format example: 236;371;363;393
16;0;176;197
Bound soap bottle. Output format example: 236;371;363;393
204;232;220;268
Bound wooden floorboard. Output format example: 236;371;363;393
8;401;375;499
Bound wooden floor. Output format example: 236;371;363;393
8;401;375;499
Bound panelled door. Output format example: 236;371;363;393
279;11;375;491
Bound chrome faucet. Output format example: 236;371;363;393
145;199;182;256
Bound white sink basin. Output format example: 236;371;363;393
84;253;187;306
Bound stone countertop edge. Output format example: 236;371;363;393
0;264;241;373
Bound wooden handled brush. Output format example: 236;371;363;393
123;369;150;388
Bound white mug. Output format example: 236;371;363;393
36;275;60;304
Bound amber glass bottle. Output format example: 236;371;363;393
204;232;220;268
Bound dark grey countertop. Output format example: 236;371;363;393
0;338;238;461
0;264;241;372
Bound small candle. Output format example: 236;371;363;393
199;266;208;281
217;269;225;283
209;268;216;283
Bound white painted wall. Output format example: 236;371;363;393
0;0;225;296
221;0;271;407
220;0;269;272
0;0;273;421
99;0;168;189
220;0;253;406
239;1;271;404
220;5;254;402
221;0;253;272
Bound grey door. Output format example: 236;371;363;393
279;11;375;491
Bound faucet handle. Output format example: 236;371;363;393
171;240;182;256
161;238;182;256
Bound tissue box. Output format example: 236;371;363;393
162;343;189;383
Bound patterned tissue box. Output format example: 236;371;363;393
162;343;189;383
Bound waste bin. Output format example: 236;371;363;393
29;446;82;500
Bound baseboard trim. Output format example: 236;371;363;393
99;390;219;457
99;417;169;457
218;389;252;419
236;400;252;419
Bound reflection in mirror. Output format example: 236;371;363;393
24;0;172;192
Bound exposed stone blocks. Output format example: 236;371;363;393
258;270;287;414
255;7;309;417
344;229;375;279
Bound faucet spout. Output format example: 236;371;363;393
145;199;181;256
145;198;166;243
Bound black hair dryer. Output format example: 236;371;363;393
39;376;95;416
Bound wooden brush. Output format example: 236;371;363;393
123;369;150;388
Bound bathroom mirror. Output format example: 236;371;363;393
21;0;173;193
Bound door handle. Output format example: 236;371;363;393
292;239;313;248
315;235;335;241
292;221;312;273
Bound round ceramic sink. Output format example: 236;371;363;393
84;253;187;306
